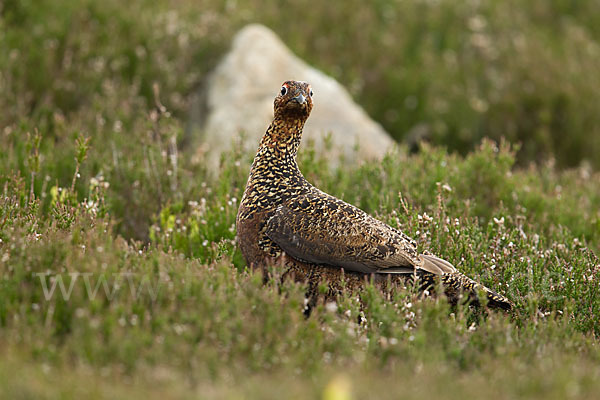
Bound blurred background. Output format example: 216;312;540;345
2;0;600;168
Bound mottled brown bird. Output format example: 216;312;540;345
236;80;512;312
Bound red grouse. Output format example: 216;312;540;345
236;80;512;311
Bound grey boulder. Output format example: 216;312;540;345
188;24;393;165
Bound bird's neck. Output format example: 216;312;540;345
253;115;306;171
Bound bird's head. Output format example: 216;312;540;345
274;80;313;121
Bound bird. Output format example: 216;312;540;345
236;80;512;312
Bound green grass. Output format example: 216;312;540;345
2;0;600;398
1;136;600;398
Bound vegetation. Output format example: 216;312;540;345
1;0;599;398
3;0;600;169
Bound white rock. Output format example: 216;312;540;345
189;24;393;165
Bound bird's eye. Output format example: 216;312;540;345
309;89;313;97
280;86;287;96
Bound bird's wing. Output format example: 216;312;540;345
266;192;456;275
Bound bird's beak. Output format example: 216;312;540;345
292;94;306;104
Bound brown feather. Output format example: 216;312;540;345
236;80;513;312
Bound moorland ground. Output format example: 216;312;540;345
1;1;600;398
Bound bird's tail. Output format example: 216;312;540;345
406;254;511;311
438;270;513;311
419;254;512;311
379;254;512;310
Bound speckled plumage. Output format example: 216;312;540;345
236;80;512;311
